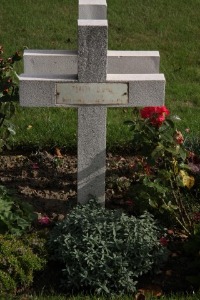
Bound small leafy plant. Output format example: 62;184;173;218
0;185;36;235
0;45;21;151
0;232;47;296
48;199;167;296
125;107;200;235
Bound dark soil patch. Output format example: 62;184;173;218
0;149;135;216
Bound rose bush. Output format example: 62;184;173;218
0;46;21;151
125;106;200;235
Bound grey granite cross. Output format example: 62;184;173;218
19;0;165;206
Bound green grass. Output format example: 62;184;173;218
12;292;200;300
1;0;200;150
11;106;133;150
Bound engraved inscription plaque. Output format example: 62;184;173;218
56;82;128;105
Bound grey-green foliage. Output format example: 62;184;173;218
48;200;167;295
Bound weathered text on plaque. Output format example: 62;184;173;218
56;83;128;105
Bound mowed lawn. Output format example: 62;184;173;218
0;0;200;150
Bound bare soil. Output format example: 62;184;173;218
0;149;135;217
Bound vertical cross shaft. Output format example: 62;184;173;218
77;0;108;205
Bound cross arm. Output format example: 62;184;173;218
19;73;165;107
23;49;160;76
107;74;165;107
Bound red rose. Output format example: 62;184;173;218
159;236;169;247
140;106;170;127
38;216;51;225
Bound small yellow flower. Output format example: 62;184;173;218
27;125;32;130
172;158;178;174
179;170;195;189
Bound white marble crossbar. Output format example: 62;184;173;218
19;73;165;107
23;50;160;75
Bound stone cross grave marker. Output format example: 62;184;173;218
19;0;165;206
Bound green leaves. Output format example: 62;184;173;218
0;185;36;235
0;233;46;295
0;47;21;151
